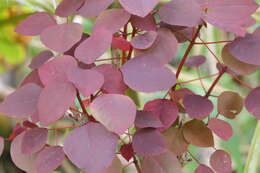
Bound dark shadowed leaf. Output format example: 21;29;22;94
184;55;206;67
56;0;85;17
133;128;166;156
170;88;194;102
19;70;44;88
208;118;233;141
134;110;163;128
29;50;53;70
15;12;56;36
182;119;214;147
0;84;42;118
63;123;118;173
64;33;89;57
210;150;232;173
131;31;157;49
195;164;214;173
131;14;157;31
245;87;260;119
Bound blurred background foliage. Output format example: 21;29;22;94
0;0;259;172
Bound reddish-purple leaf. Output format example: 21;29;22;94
245;87;260;119
135;110;163;128
94;64;128;94
210;150;232;173
120;143;134;161
19;69;44;88
183;95;213;118
15;12;56;36
131;31;158;49
36;146;65;173
64;33;89;57
208;118;233;141
131;14;157;31
55;0;85;17
8;123;26;141
68;67;104;97
195;164;214;173
31;111;40;123
0;84;42;118
254;27;260;35
121;55;176;92
144;99;179;131
112;36;131;51
170;88;194;101
38;82;76;126
182;119;214;147
75;28;112;64
92;9;131;34
21;128;48;154
133;128;166;156
228;34;260;65
184;55;206;67
63;123;118;173
38;55;77;86
0;137;4;157
135;28;178;65
119;0;160;17
77;0;113;18
159;0;202;27
40;23;83;53
10;132;37;172
29;50;53;70
89;94;136;134
106;157;123;173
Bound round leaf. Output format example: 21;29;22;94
245;87;260;119
210;150;232;173
208;118;233;141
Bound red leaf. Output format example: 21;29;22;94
29;50;53;70
112;36;131;51
120;143;134;161
19;69;44;88
210;150;232;173
208;118;233;141
22;120;38;129
55;0;85;17
131;14;157;31
245;87;260;119
131;31;158;50
134;110;163;129
195;164;214;173
8;123;26;140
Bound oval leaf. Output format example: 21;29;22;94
208;118;233;141
131;31;158;50
29;50;54;70
195;164;214;173
184;55;206;67
245;87;260;119
210;150;232;173
56;0;85;17
134;110;163;129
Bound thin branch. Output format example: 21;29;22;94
133;155;142;173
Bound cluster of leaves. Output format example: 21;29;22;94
0;0;259;173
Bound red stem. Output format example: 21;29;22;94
76;90;92;121
133;155;142;173
194;40;232;44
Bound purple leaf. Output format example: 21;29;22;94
29;50;53;70
38;55;77;86
21;128;48;154
121;55;176;92
67;67;104;97
19;69;44;88
64;33;89;57
245;87;260;119
75;28;112;64
131;14;157;31
0;84;42;118
159;0;202;27
55;0;85;17
36;146;65;173
184;55;206;67
119;0;160;17
208;118;233;141
134;110;163;128
40;23;83;53
183;95;213;118
144;99;179;131
89;94;136;135
77;0;113;18
132;128;166;156
210;150;232;173
195;164;214;173
0;137;4;157
15;12;56;36
131;31;158;49
94;64;128;94
38;82;76;126
63;123;118;173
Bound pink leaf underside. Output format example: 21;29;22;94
131;14;157;31
183;94;214;118
207;118;233;141
75;28;112;64
63;123;118;173
245;87;260;119
21;128;48;154
142;151;183;173
159;0;202;27
11;132;37;172
131;31;158;49
29;50;54;69
64;33;89;57
210;150;232;173
55;0;85;17
184;55;206;67
92;9;131;34
67;67;104;97
201;0;258;36
19;69;44;88
135;28;178;65
228;34;260;66
89;94;136;135
0;84;42;118
121;55;176;93
15;12;56;36
36;146;65;173
40;23;83;53
37;82;76;126
132;128;166;156
195;164;214;173
77;0;114;18
119;0;160;17
134;110;163;128
0;137;4;157
38;55;77;86
144;99;179;131
94;64;128;94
